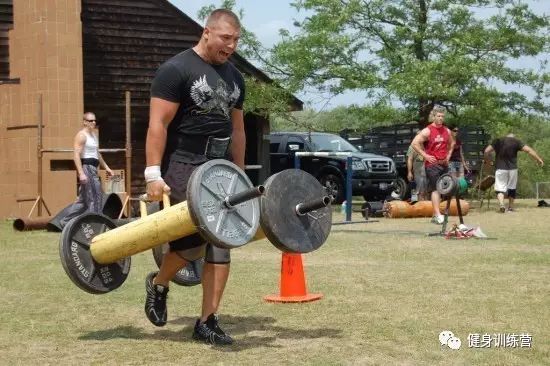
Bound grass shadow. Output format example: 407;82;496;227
79;326;183;343
79;315;342;351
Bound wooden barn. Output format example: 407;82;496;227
0;0;299;219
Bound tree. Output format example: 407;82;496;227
267;0;549;124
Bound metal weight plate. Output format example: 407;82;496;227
436;174;457;197
260;169;332;253
186;159;260;249
364;201;385;218
59;213;131;294
151;244;204;286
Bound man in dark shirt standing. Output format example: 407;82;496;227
142;9;245;345
484;134;544;212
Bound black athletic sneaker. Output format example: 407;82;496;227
144;271;168;327
192;313;234;345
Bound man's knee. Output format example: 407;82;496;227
174;246;206;262
205;245;231;264
169;233;207;261
495;191;508;200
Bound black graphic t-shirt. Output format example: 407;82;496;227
490;136;524;170
151;49;245;164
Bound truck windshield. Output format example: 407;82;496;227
309;135;359;153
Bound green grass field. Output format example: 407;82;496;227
0;199;548;365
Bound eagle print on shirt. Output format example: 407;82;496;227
190;75;241;118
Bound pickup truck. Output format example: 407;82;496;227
269;132;398;203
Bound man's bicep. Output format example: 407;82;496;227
149;97;179;128
413;129;428;145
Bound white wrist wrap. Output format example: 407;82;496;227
144;165;162;183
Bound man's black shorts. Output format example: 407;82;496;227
425;164;449;193
163;159;206;251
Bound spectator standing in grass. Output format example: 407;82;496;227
412;107;454;224
484;133;544;212
448;125;470;178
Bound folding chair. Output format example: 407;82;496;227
473;160;495;209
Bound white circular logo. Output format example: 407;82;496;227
439;330;454;346
447;336;462;350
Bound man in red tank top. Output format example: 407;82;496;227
412;108;454;224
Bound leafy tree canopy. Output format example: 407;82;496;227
266;0;549;123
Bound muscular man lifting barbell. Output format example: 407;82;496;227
59;9;332;346
142;9;249;345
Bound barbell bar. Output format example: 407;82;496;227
59;160;262;293
59;163;333;293
152;168;333;286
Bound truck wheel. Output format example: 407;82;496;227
319;173;345;204
392;177;410;200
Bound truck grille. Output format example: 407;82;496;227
364;159;392;173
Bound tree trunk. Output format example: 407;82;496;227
415;0;429;126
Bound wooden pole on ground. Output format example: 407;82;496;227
125;91;132;200
37;94;43;216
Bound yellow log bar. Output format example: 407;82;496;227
90;201;196;264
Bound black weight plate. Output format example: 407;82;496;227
59;213;131;294
365;201;385;218
436;174;457;196
260;169;332;253
151;244;203;286
187;159;260;249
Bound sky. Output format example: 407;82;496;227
168;0;549;110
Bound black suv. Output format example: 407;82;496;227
269;132;397;203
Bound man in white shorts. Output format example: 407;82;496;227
484;134;544;212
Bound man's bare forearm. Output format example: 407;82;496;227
99;154;110;170
412;140;426;158
407;155;413;173
524;146;543;164
74;151;84;176
146;122;167;167
231;128;246;169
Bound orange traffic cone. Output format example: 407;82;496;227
264;253;322;303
